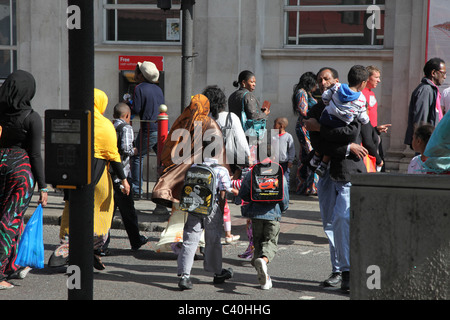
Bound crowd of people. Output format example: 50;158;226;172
0;56;447;293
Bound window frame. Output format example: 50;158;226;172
0;0;17;80
102;0;182;45
283;0;386;49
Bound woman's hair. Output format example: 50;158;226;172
414;124;435;144
233;70;255;88
202;85;227;119
292;72;317;115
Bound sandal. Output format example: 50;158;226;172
0;280;14;290
8;267;32;280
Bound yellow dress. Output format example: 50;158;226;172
59;89;121;249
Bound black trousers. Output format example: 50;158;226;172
103;182;141;249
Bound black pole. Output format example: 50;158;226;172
181;0;195;112
67;0;95;300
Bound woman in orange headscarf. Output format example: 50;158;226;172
51;89;130;269
152;94;229;207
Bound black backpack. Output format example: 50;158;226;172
179;164;217;217
250;161;284;203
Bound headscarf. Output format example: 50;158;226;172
93;88;121;163
0;70;36;116
160;94;218;169
152;94;229;208
422;111;450;173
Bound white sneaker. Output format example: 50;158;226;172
254;258;269;286
261;276;272;290
225;235;240;244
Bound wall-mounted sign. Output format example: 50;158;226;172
119;56;164;71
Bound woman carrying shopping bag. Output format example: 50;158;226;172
0;70;48;289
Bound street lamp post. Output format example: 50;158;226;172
181;0;195;112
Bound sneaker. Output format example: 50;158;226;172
254;258;269;286
261;276;273;290
213;268;233;284
178;274;193;290
225;235;240;244
322;272;342;287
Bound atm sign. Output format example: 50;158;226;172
119;56;164;71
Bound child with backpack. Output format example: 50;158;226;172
238;160;289;289
177;143;239;290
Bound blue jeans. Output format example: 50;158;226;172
331;180;351;273
317;171;351;273
130;130;157;194
317;170;339;273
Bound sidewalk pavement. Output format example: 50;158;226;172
25;183;327;248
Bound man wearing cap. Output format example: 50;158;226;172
130;61;165;197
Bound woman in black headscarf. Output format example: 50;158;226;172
0;70;47;289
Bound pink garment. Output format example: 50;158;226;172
431;82;443;122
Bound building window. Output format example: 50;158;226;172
103;0;181;44
284;0;385;47
0;0;16;79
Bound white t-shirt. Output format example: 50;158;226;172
408;155;425;174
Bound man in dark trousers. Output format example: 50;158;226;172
404;57;446;148
130;61;165;197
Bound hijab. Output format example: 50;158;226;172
160;94;220;169
152;94;229;208
0;70;36;116
93;88;121;163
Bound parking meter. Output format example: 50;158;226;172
45;109;92;189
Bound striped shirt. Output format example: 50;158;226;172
113;119;135;180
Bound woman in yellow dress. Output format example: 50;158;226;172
50;89;130;270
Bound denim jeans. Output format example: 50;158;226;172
130;130;157;194
316;170;339;273
317;171;351;273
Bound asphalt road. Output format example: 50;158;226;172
2;225;348;302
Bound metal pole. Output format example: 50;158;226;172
68;0;94;300
181;0;195;112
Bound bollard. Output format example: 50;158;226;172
157;104;169;173
154;104;169;215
